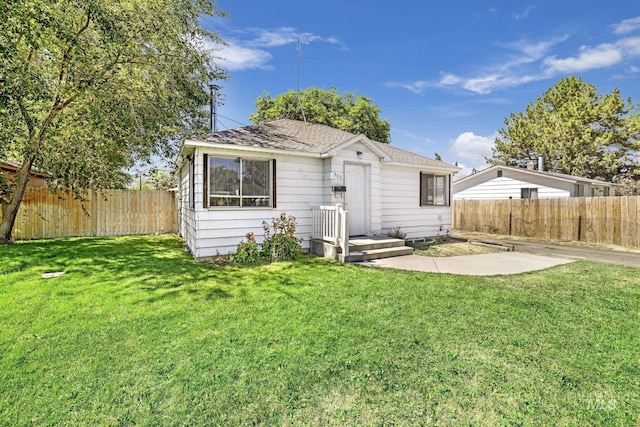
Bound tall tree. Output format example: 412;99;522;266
250;87;392;143
488;77;640;182
0;0;226;244
146;168;178;191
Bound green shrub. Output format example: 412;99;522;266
261;213;302;262
234;233;261;264
387;225;407;240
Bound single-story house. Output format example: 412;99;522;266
1;160;49;188
176;119;460;260
453;163;621;200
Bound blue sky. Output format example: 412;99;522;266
202;1;640;175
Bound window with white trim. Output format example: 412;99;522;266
420;173;450;206
207;156;274;207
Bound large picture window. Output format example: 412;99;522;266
420;173;450;206
207;156;274;207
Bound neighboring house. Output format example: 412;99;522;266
176;119;460;260
453;164;621;200
1;160;49;188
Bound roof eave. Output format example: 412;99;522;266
182;138;321;158
384;161;461;173
322;135;392;161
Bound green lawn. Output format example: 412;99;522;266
1;235;639;425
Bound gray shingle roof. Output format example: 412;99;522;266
189;119;457;169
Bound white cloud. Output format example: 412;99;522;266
386;36;568;96
439;73;537;95
384;81;429;95
543;43;623;73
387;18;640;96
392;129;438;146
543;37;640;74
450;132;497;167
617;36;640;56
512;6;535;20
247;27;340;48
499;35;570;67
213;27;344;72
439;73;461;86
204;39;273;71
244;27;345;50
612;16;640;35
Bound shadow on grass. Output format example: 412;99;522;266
0;235;344;303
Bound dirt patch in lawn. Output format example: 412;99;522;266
414;242;501;257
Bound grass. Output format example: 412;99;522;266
1;235;639;425
415;242;500;257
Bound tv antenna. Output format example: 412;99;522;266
296;38;306;122
209;84;220;132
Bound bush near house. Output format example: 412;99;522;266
233;213;302;264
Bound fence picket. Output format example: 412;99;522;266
454;196;640;248
1;189;177;240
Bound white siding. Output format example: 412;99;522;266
453;177;570;199
191;148;324;259
381;164;453;238
453;171;572;200
177;154;197;254
179;141;458;259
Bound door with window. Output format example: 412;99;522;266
345;164;367;236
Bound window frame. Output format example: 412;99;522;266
188;155;195;208
205;155;275;209
521;187;538;199
419;173;451;207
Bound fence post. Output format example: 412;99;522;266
508;197;513;235
577;214;582;241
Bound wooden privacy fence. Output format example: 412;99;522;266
454;196;640;248
3;188;177;240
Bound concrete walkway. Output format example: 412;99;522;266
356;252;577;276
455;232;640;268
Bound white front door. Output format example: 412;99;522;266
345;163;367;236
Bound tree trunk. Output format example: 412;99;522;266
0;158;34;244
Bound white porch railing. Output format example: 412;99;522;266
311;204;349;258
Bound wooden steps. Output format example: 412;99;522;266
345;237;413;262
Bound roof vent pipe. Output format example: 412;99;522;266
538;156;544;171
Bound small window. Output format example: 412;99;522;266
574;184;584;197
497;170;503;177
521;188;538;199
208;156;274;207
420;173;450;206
604;187;610;197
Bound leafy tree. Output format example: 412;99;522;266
146;168;177;191
488;77;640;182
250;87;392;143
0;0;226;244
